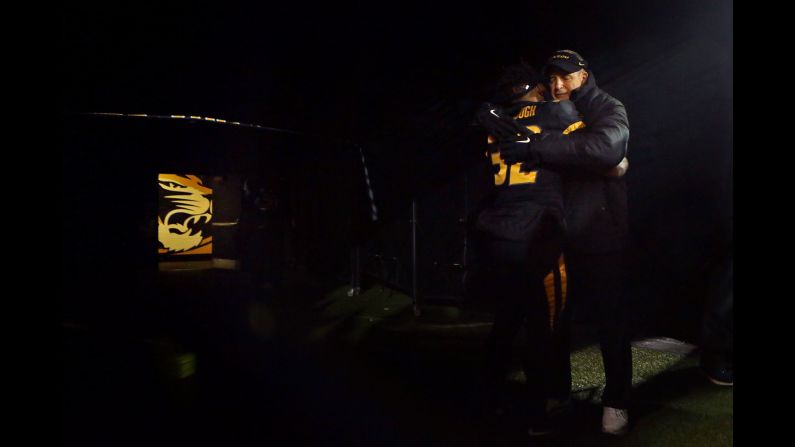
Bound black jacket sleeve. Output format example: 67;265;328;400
532;95;629;172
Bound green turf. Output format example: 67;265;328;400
283;284;733;446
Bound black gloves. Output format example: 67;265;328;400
498;133;544;168
474;101;543;171
474;102;532;141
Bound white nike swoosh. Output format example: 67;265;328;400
517;138;531;143
489;109;499;117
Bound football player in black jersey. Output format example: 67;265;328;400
474;61;584;436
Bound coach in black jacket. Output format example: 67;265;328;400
501;49;632;436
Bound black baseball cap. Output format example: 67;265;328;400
497;60;543;90
495;60;543;101
545;49;588;74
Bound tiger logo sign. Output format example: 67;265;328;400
158;174;213;255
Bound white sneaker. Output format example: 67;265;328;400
601;406;629;435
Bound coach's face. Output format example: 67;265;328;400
549;68;588;101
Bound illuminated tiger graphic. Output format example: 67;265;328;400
158;174;213;254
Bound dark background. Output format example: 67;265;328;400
60;0;732;341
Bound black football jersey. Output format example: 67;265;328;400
486;100;584;209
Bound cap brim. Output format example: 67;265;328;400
544;60;585;75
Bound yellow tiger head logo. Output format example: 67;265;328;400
158;174;213;254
